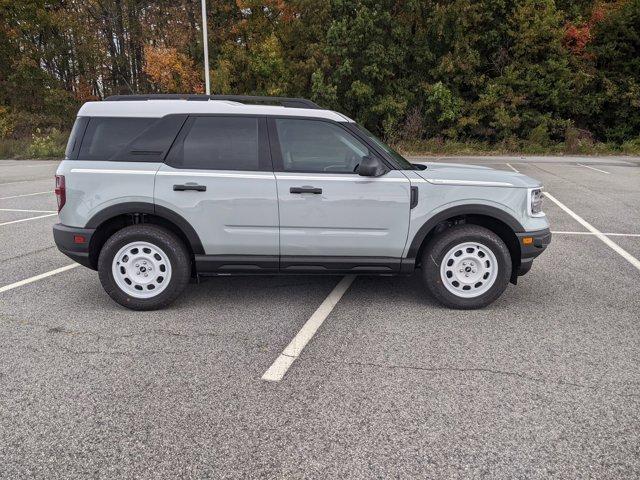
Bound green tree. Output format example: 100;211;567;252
586;0;640;142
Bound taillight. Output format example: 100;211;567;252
54;175;66;212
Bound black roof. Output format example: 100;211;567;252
104;94;321;109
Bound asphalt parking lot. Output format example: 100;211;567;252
1;156;639;479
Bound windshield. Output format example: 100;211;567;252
354;125;416;170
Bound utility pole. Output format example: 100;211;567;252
201;0;211;95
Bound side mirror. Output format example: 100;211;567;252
357;156;386;177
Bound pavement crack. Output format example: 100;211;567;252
2;317;222;340
323;359;640;399
55;344;179;356
2;245;57;262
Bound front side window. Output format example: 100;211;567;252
168;116;260;171
274;118;373;173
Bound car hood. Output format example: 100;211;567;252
413;162;542;188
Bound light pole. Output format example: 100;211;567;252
201;0;211;95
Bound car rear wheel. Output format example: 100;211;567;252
98;225;190;310
421;224;512;309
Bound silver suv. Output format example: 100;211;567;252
53;95;550;310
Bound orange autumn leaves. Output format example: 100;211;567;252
144;46;204;94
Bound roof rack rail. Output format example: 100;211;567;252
104;94;321;109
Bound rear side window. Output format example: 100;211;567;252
79;117;154;161
167;116;265;171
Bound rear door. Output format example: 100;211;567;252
154;115;279;272
269;117;411;272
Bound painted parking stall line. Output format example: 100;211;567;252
262;275;356;382
0;191;51;200
1;178;54;186
505;163;519;173
0;213;57;227
0;264;79;294
546;192;640;272
0;161;58;168
552;230;640;238
0;208;57;213
576;163;610;174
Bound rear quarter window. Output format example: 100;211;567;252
78;117;155;161
64;117;89;159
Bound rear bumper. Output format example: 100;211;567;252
516;228;551;276
53;223;96;269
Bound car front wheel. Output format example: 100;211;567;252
421;225;512;309
98;225;191;310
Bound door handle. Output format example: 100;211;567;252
410;186;419;209
173;184;206;192
290;186;322;194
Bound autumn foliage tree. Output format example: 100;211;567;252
144;45;203;93
0;0;638;151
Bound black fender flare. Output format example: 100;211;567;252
406;204;524;260
85;201;205;254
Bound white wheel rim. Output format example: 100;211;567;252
440;241;498;299
112;241;172;299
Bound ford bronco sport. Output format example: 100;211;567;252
53;95;550;310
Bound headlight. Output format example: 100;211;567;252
528;188;545;217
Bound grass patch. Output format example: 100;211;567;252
0;129;67;159
0;137;31;159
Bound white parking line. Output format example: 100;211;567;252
1;178;53;186
0;162;57;168
0;191;50;200
546;192;640;272
0;213;57;226
576;163;610;174
21;163;58;168
262;275;356;382
0;264;79;294
505;163;519;173
0;208;57;213
552;230;640;238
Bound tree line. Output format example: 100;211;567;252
1;0;639;154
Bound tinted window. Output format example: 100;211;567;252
79;117;153;160
64;117;89;159
169;116;260;171
111;115;187;162
274;119;372;173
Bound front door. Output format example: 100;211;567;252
154;115;279;272
269;117;411;272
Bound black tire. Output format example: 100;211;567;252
98;225;191;310
421;224;512;309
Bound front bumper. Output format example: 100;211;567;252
515;228;552;276
53;223;96;269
